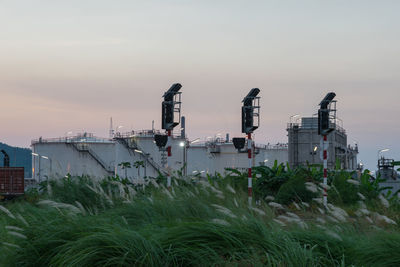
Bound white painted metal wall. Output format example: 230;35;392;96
186;143;288;175
31;134;288;181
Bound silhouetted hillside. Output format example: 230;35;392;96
0;142;32;177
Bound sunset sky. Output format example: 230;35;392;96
1;0;399;170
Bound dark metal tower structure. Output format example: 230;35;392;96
318;92;336;206
160;83;182;189
241;88;260;205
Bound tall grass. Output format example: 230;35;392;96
0;173;399;266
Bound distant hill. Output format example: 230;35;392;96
0;142;32;178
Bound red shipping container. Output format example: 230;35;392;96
0;167;25;197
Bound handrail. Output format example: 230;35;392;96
87;147;114;174
114;129;183;139
69;143;114;174
286;122;346;134
32;136;113;144
115;138;167;175
191;141;288;150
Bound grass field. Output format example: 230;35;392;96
1;165;400;266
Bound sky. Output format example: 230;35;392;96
0;0;399;171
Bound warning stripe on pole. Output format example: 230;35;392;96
167;130;172;190
323;134;328;206
248;133;252;204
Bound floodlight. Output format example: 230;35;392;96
377;148;390;159
233;137;246;150
241;88;261;134
190;138;200;144
154;134;168;148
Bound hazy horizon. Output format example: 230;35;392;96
1;0;399;171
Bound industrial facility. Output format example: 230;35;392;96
30;85;363;184
31;84;288;182
376;157;400;193
287;117;358;170
31;130;288;181
287;92;359;173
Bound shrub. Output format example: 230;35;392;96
2;169;400;266
275;171;317;204
328;171;359;205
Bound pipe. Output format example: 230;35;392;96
181;116;185;138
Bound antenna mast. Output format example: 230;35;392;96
109;117;114;138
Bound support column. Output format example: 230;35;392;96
248;133;252;205
323;134;328;206
167;130;172;190
38;156;41;183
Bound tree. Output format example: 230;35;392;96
118;162;131;179
134;160;145;178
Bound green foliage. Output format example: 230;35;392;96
224;167;248;191
222;163;393;207
40;176;117;208
102;174;134;188
335;158;341;170
133;160;144;169
329;170;359;205
118;161;132;179
23;187;40;203
253;161;290;199
118;161;131;169
305;164;323;181
275;170;317;204
359;170;391;199
133;160;145;178
1;164;399;266
0;176;399;266
252;163;323;203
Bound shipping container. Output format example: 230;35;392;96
0;167;24;199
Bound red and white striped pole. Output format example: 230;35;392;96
323;134;328;206
167;130;172;190
248;133;252;205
